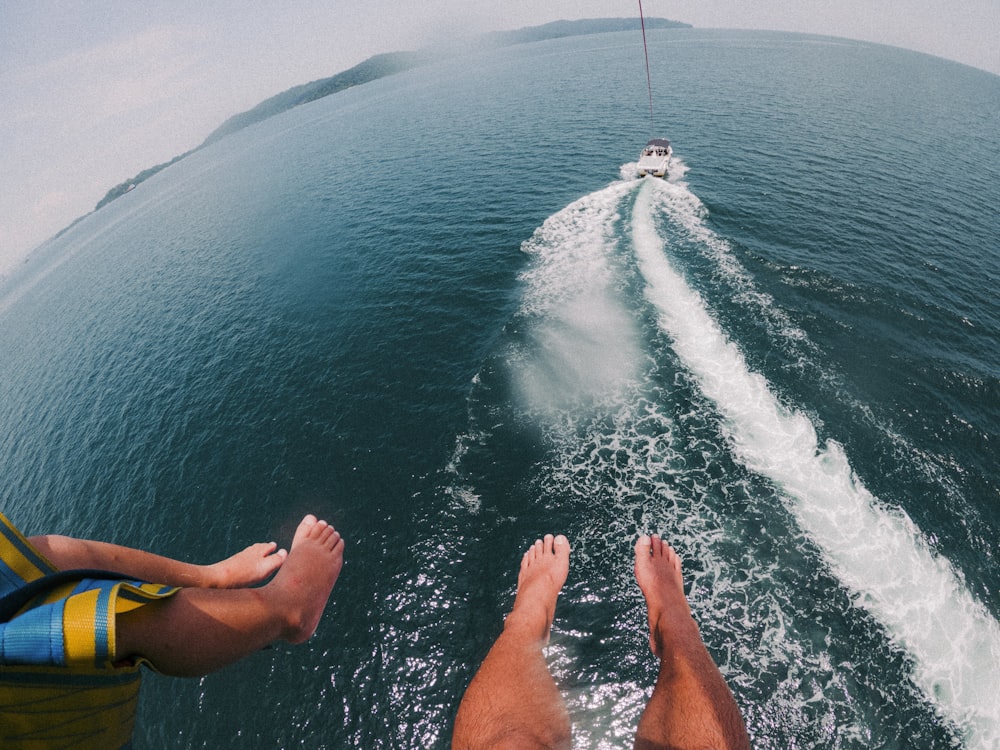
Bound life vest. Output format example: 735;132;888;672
0;512;177;749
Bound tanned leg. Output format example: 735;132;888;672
114;515;344;677
633;535;750;750
452;534;572;750
29;534;288;589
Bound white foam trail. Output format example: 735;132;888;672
646;172;811;348
513;180;643;417
631;180;1000;747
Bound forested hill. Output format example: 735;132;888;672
487;17;689;45
201;50;434;147
95;17;690;211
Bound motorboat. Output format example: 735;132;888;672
637;138;672;178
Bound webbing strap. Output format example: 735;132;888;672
0;569;130;623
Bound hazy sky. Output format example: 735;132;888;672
2;0;998;272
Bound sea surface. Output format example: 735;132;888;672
1;29;998;749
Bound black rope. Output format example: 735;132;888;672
639;0;655;136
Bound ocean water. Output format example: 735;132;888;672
1;29;998;749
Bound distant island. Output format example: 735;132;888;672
94;18;690;212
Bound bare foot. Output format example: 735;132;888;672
633;536;752;750
504;534;570;642
634;534;694;657
267;514;344;643
207;542;288;588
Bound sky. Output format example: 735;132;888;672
2;0;998;273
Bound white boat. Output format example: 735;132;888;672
637;138;672;178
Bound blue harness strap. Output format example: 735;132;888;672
0;569;133;623
0;513;177;749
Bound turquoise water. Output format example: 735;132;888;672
1;29;998;748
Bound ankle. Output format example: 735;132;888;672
503;605;552;643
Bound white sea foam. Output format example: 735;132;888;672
631;179;1000;747
444;180;642;515
504;179;834;747
646;174;811;347
513;180;642;418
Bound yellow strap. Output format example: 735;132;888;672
0;513;57;589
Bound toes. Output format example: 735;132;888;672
321;525;341;550
649;534;661;555
635;534;652;557
521;535;571;567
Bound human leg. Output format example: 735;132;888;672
452;534;572;750
113;515;343;677
633;535;749;750
29;532;287;588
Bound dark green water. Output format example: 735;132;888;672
1;30;998;748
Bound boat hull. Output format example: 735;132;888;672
637;138;672;178
637;161;669;178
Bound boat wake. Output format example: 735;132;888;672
633;176;1000;747
443;165;1000;747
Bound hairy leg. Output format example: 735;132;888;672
633;535;749;750
114;515;343;677
452;534;572;750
